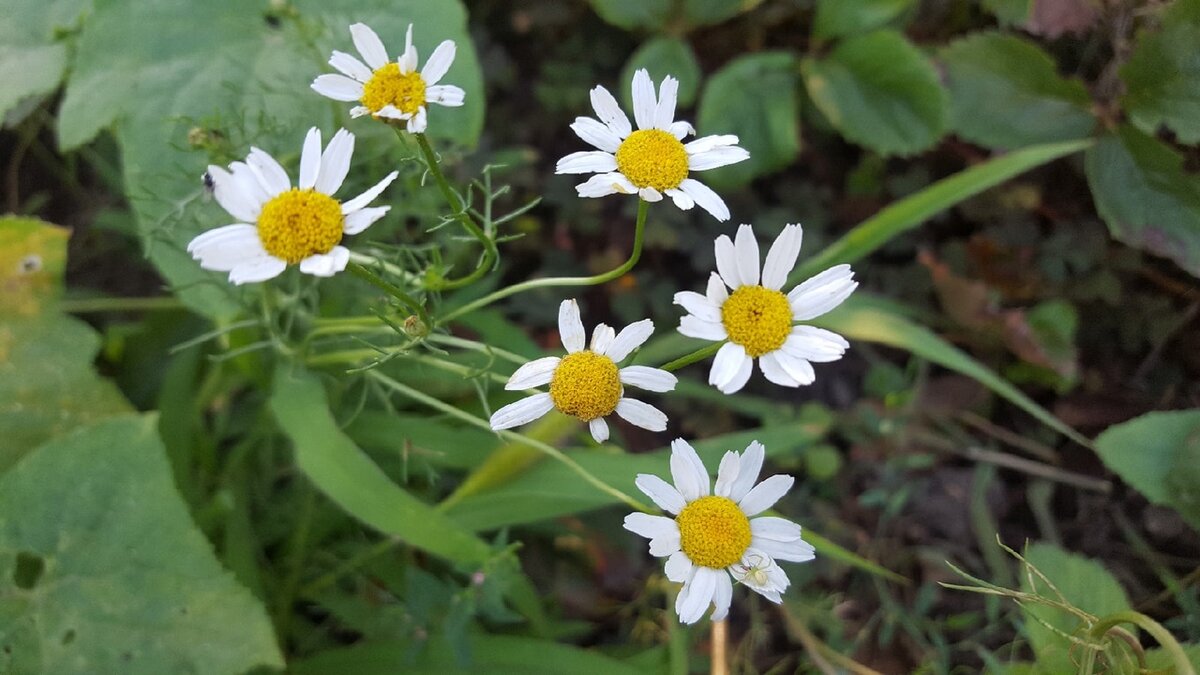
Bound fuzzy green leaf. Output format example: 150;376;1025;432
813;0;914;39
0;0;89;119
1122;0;1200;144
1094;410;1200;530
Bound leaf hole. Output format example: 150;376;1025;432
13;552;44;590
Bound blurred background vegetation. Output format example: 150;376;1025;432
2;0;1199;673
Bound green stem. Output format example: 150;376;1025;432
1088;610;1195;675
659;341;725;373
346;262;428;325
439;198;650;325
60;296;184;313
414;133;497;290
368;371;650;512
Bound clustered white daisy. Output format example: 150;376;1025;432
188;127;397;284
489;299;677;443
311;23;465;133
675;224;857;394
625;439;815;624
556;69;749;221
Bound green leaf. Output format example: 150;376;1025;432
813;296;1090;447
58;0;484;318
941;32;1094;148
1121;0;1200;144
683;0;758;27
621;37;702;109
813;0;914;39
801;29;947;156
0;415;283;674
587;0;671;30
790;139;1092;282
1094;410;1200;530
1085;126;1200;278
269;367;493;564
697;51;801;186
0;0;89;118
982;0;1030;25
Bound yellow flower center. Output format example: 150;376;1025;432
677;496;751;569
361;63;426;116
549;350;622;421
615;129;689;192
720;285;793;358
256;188;344;265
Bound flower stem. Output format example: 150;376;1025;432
711;619;729;675
413;132;497;290
659;341;725;373
346;261;428;325
1087;610;1196;675
438;198;650;325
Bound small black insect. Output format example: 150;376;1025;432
202;171;215;194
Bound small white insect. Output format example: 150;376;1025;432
732;553;772;587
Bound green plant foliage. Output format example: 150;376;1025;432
941;32;1094;148
683;0;757;27
587;0;672;31
269;367;494;564
697;51;801;186
1121;0;1200;144
0;0;89;119
1094;409;1200;531
982;0;1030;25
621;36;702;108
0;415;283;674
813;0;914;40
801;29;947;156
0;217;131;472
1086;126;1200;279
56;0;483;319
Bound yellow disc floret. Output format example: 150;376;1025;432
361;63;426;116
615;129;689;192
549;350;622;421
721;285;793;358
676;496;752;569
256;188;344;265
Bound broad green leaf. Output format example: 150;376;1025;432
0;415;283;674
983;0;1030;25
791;139;1092;282
684;0;759;27
813;0;914;39
941;32;1094;149
621;37;702;109
813;296;1090;447
1085;127;1200;278
697;51;801;186
1094;410;1200;530
0;0;89;119
0;216;68;313
269;367;493;564
1144;643;1200;672
587;0;671;30
58;0;484;318
801;29;947;156
1122;0;1200;144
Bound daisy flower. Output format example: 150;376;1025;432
188;127;397;284
555;69;749;221
489;299;677;443
624;439;815;624
311;23;465;133
675;224;857;394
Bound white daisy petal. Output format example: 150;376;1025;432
706;271;730;304
762;224;803;290
752;536;816;563
635;474;687;514
738;474;795;517
787;264;858;320
734;549;790;602
341;170;398;214
311;73;365;101
773;350;816;385
709;571;734;622
670;438;710;501
207;165;259;222
575;172;637;198
298;246;351;277
624;512;677;540
721;355;754;394
188;224;266;271
607;318;654;362
589;417;609;442
679;567;720;624
648;530;681;557
590;85;632;138
759;352;800;387
558;299;585;353
733;224;760;287
669;120;695;140
713;234;742;288
785;326;850;362
298;127;322;190
343;206;389;235
505;356;561;390
316;128;355;196
709;342;749;390
685;134;740;155
329;50;372;82
688;145;750;171
556;150;618;175
570;117;622;153
350;106;371;118
654;75;678;130
421;40;456;86
619;365;677;392
638;186;662;202
673;291;721;323
350;22;390;70
750;516;804;542
729;441;764;502
675;567;698;616
246;147;290;195
615;398;668;432
714;450;740;498
590;323;616;355
664;188;695;210
426;84;465;107
678;315;727;341
664;550;693;582
407;106;428;133
398;24;417;72
489;393;554;430
678;178;730;221
375;104;406;120
228;256;287;285
631;68;657;131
